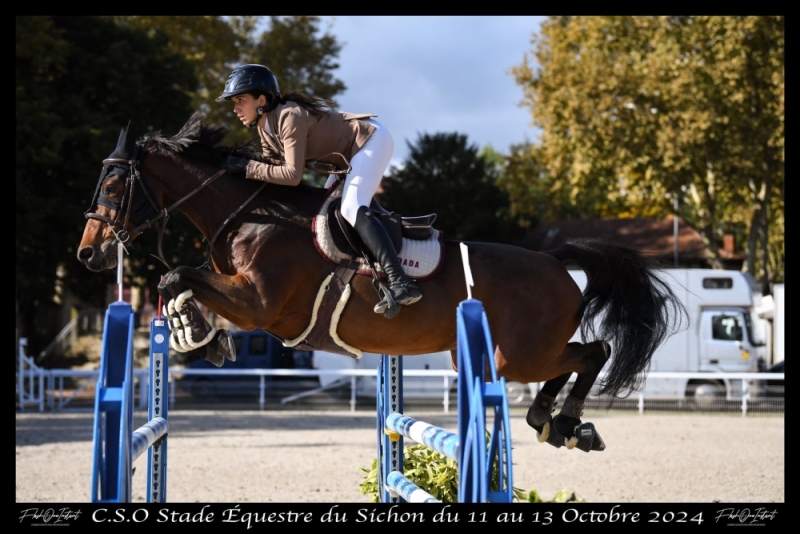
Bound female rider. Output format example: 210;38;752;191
217;64;421;317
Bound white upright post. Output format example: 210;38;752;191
460;243;474;299
117;243;124;302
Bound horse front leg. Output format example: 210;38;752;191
526;341;610;452
157;266;258;368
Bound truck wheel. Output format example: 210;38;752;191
191;378;217;400
505;381;528;405
686;381;724;411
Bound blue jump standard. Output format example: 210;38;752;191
377;298;514;503
91;301;170;503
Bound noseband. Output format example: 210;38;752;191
85;145;226;268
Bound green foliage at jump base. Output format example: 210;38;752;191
359;442;585;503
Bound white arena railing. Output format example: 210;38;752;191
17;359;784;416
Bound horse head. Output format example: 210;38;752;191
77;121;162;271
78;112;243;272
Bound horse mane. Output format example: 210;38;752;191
139;111;228;161
138;110;324;217
140;110;289;164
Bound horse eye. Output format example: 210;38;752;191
105;185;117;193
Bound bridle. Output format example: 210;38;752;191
85;143;227;270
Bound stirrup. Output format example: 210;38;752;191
374;281;422;318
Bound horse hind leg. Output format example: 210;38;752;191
526;371;571;448
527;340;610;452
556;340;610;452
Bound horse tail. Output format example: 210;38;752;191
545;238;688;398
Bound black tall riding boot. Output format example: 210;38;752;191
352;205;422;317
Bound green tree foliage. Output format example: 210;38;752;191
112;16;256;127
116;16;346;146
252;16;346;103
509;16;783;287
380;133;524;244
16;16;197;354
16;15;350;355
110;15;348;266
499;142;561;225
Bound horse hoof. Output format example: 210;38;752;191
526;418;551;443
200;345;225;367
536;423;564;449
213;329;237;362
591;430;606;451
545;427;565;448
530;420;565;448
565;422;605;452
526;399;564;447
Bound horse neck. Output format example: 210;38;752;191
143;162;225;242
143;155;322;245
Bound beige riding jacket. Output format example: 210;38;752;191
245;100;377;186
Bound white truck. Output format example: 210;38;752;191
567;268;769;407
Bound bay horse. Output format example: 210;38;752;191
78;111;686;452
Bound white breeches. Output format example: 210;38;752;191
323;118;394;226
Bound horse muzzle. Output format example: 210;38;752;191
77;243;118;272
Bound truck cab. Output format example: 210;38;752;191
700;308;762;372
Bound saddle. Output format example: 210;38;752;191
329;197;437;258
287;186;445;357
313;183;445;280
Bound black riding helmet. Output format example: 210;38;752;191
216;64;281;111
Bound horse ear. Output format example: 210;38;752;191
123;120;137;157
115;120;136;159
115;127;126;150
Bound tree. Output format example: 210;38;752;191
252;16;346;103
500;141;575;224
16;15;197;355
380;133;524;244
115;16;347;146
510;16;783;287
112;16;256;130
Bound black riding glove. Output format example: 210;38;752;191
222;157;250;174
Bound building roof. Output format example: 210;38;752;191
522;216;725;268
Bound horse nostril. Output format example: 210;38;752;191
78;247;93;261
